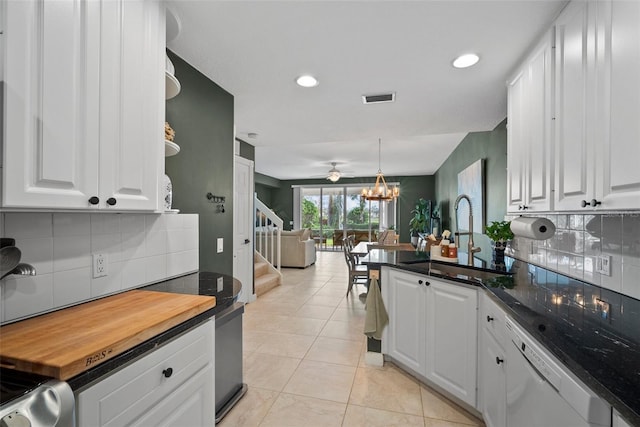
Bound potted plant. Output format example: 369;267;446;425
485;220;514;266
409;198;431;246
485;220;514;245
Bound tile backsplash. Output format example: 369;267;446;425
0;213;199;324
508;213;640;300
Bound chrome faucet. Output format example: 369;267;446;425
454;194;481;266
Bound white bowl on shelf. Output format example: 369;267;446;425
165;71;181;99
165;140;180;157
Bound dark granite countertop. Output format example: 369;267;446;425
67;271;242;391
361;248;640;426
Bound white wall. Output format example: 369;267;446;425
1;213;199;324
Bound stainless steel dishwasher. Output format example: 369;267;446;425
215;302;247;424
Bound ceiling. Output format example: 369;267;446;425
166;1;567;181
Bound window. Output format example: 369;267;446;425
296;184;397;251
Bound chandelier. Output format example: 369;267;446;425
361;139;400;201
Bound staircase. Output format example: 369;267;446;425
254;252;281;296
254;196;283;297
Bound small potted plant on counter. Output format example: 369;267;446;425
485;220;514;266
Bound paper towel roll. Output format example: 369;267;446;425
510;216;556;240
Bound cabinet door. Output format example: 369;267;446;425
381;268;427;376
99;0;164;211
506;70;527;213
524;34;553;212
425;278;478;408
133;364;214;427
554;0;597;211
595;0;640;209
3;0;101;209
480;328;506;427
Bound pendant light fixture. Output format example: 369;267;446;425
361;139;399;201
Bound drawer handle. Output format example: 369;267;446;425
496;357;504;365
486;315;494;322
162;367;173;378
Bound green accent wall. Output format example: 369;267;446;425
165;51;234;275
261;175;436;243
434;119;507;255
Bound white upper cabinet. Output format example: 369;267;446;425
2;0;164;211
554;0;640;211
507;31;554;213
554;0;597;211
594;0;640;209
3;0;101;209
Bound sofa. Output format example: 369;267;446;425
256;228;316;268
281;229;316;268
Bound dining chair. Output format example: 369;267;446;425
342;244;369;297
345;234;360;263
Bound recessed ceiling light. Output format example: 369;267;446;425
452;53;480;69
296;75;319;87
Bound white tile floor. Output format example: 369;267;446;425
220;251;484;427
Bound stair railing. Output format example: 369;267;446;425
255;195;283;271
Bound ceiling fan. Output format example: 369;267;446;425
326;162;342;182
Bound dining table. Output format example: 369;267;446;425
350;241;415;256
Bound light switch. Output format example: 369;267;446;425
217;237;223;253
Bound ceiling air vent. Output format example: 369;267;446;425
362;92;396;104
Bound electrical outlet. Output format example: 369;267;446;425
596;255;612;276
217;238;223;253
217;276;224;292
92;253;108;278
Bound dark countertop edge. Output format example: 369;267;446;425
372;260;640;426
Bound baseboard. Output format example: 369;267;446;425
364;351;384;367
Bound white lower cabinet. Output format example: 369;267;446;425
479;328;506;427
426;278;478;408
381;267;427;376
381;267;478;408
479;293;507;427
76;320;215;427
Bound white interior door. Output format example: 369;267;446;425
233;155;255;303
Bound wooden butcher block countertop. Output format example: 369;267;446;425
0;290;216;380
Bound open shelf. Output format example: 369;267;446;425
165;71;181;99
165;140;180;157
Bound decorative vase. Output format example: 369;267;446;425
163;174;172;211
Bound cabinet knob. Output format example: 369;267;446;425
106;197;117;206
486;315;494;322
581;199;588;208
162;367;173;378
88;196;100;205
418;280;423;285
518;205;529;210
425;281;430;286
496;357;504;365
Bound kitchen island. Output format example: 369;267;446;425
360;248;640;426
